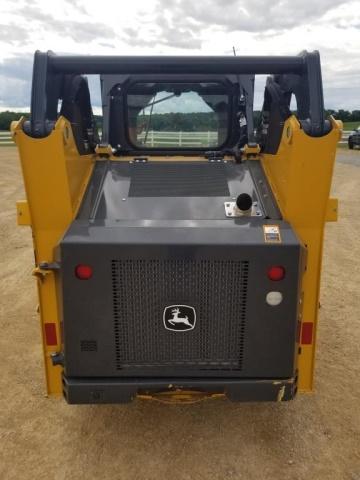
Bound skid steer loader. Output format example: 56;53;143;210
13;51;340;404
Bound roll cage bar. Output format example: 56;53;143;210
23;50;330;155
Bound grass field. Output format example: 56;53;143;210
343;121;360;130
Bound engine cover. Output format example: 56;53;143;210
59;160;303;382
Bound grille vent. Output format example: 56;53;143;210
128;163;230;197
80;340;98;352
111;259;248;371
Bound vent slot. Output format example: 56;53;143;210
112;259;248;371
128;163;230;197
80;340;98;352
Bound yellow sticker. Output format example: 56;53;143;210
263;225;282;243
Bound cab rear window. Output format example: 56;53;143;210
127;82;230;149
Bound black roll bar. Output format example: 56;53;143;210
24;50;327;140
48;54;305;75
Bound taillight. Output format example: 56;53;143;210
267;265;285;281
301;322;313;344
75;264;93;280
44;323;57;346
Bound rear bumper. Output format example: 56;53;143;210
62;375;297;404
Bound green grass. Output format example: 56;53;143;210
343;122;360;131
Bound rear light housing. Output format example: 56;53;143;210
267;265;285;281
75;264;93;280
44;323;57;346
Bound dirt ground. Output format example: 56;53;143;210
0;146;359;480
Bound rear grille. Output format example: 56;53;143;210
111;259;249;371
128;163;230;197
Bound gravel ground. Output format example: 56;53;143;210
0;147;359;480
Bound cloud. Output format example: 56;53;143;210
0;53;102;109
0;54;32;108
122;25;202;50
323;86;359;110
318;46;360;92
67;0;88;16
18;5;116;42
0;0;359;109
0;54;33;81
153;0;348;34
0;24;30;46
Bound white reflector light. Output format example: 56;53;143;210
266;291;283;306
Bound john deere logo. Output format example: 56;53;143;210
163;305;196;332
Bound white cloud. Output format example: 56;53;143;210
0;0;359;109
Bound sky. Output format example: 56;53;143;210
0;0;359;112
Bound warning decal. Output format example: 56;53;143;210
263;225;282;243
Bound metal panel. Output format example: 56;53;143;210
111;259;248;370
62;375;297;404
60;220;303;379
12;117;94;395
262;116;340;391
77;160;268;221
128;163;230;197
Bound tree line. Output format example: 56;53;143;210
0;111;103;131
325;109;360;123
1;109;359;131
0;111;30;130
138;112;220;131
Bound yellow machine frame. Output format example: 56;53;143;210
12;114;341;397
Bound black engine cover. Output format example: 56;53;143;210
58;160;303;381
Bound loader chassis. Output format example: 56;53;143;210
13;52;340;404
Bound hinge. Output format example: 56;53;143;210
242;143;261;159
33;262;60;281
38;261;61;270
95;144;113;157
132;157;148;163
50;352;64;367
205;151;225;162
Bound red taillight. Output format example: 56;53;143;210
75;264;93;280
301;322;313;345
44;323;57;346
267;265;285;281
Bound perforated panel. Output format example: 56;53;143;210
111;259;248;371
80;340;97;352
128;163;230;197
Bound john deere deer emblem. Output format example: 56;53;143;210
163;305;196;332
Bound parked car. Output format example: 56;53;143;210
348;127;360;149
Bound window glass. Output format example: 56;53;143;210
127;82;230;149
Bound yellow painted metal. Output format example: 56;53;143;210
12;116;94;395
261;115;341;392
95;144;113;156
326;198;338;222
243;143;261;158
16;200;31;226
